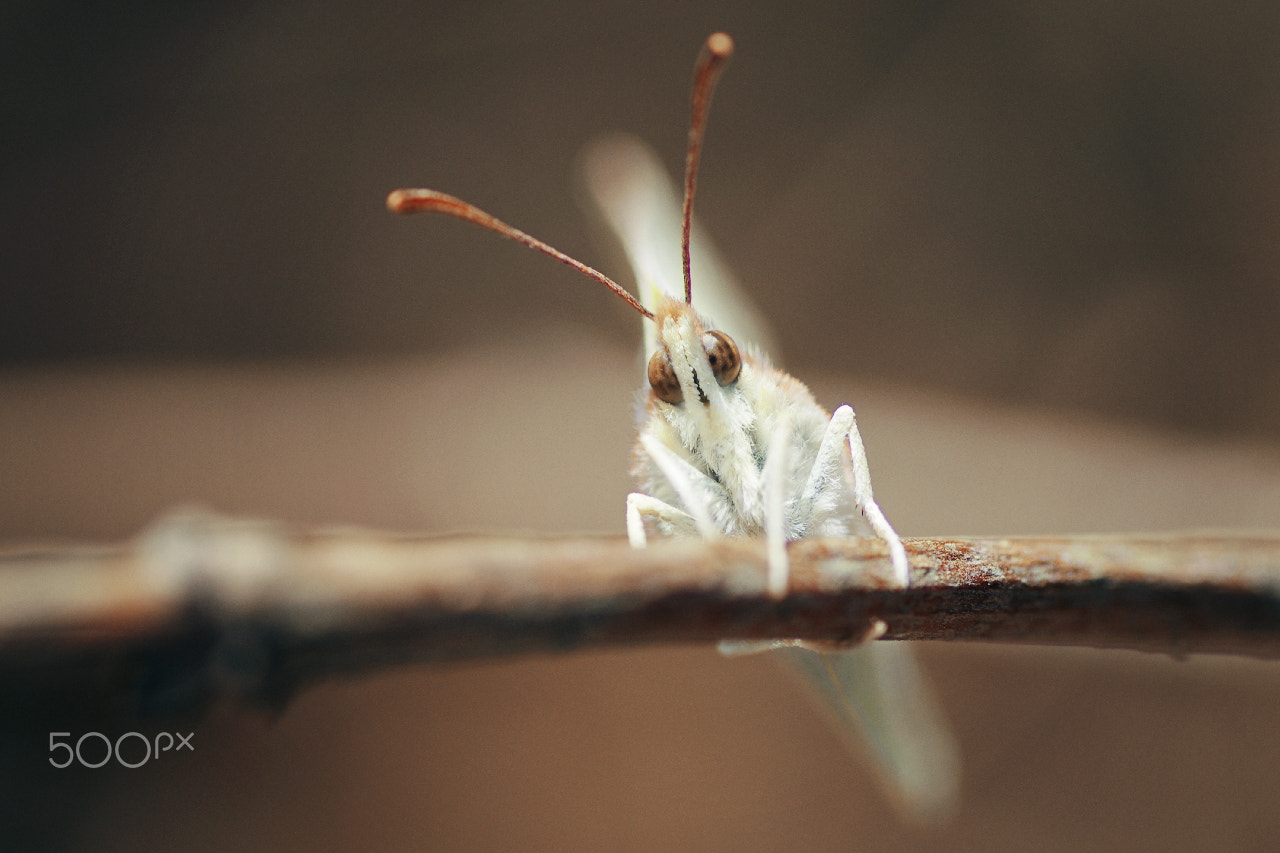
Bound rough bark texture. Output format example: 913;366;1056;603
4;513;1278;712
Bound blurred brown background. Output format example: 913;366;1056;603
3;1;1280;850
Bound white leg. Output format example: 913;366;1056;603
718;638;796;655
761;411;793;598
798;405;858;525
637;432;724;540
719;621;887;657
838;405;910;587
626;492;698;547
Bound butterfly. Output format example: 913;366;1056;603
388;32;959;821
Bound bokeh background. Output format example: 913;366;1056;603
3;1;1280;850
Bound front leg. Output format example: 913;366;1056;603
760;411;793;598
636;431;725;540
799;405;910;587
626;492;699;546
837;405;910;586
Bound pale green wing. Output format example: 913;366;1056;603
776;644;961;822
577;134;779;359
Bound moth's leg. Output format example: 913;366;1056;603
719;638;797;655
626;492;698;547
798;406;909;586
637;432;724;540
837;405;910;587
719;621;888;656
798;405;856;522
760;411;793;598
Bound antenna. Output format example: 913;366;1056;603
682;32;734;304
386;188;653;320
386;32;736;322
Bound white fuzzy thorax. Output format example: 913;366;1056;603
632;297;861;550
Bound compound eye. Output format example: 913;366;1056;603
703;330;741;386
647;350;684;404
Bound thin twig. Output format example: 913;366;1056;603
3;512;1279;710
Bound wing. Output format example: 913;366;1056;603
577;133;779;358
776;644;961;823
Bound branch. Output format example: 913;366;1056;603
4;512;1280;711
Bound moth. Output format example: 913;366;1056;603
388;32;958;819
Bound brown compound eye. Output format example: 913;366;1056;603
704;330;741;386
647;350;684;404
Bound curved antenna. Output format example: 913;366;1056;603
387;188;654;320
682;32;734;304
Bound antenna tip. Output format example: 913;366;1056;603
386;189;408;213
706;32;734;59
